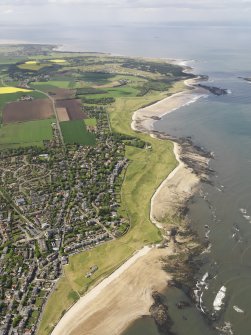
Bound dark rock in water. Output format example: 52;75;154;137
150;292;175;334
151;116;161;120
196;84;228;96
238;76;251;83
176;300;191;309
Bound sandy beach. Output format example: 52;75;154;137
131;78;207;134
51;71;208;335
150;142;200;228
51;246;173;335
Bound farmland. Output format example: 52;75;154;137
0;91;47;116
56;99;86;120
18;62;53;71
32;80;71;89
57;107;70;122
0;119;54;149
3;99;54;123
0;87;32;94
49;59;66;63
60;120;96;145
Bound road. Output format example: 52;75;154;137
34;88;65;148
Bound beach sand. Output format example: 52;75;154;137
51;246;172;335
132;79;206;134
150;142;200;228
51;74;208;335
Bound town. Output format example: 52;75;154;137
0;104;131;334
0;45;191;335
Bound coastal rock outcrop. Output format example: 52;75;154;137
149;291;174;334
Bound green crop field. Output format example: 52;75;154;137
60;120;96;146
18;63;53;71
0;119;54;149
31;80;71;90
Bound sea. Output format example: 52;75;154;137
4;23;251;335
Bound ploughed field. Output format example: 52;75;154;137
56;99;86;120
3;99;54;123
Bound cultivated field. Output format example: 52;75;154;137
60;120;96;146
56;99;86;120
18;63;53;71
0;119;54;149
47;88;76;100
49;59;66;63
3;99;54;124
0;87;32;94
57;107;70;122
32;81;71;89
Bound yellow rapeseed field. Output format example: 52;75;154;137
0;87;32;94
25;61;38;65
49;59;66;63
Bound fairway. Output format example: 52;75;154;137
60;120;96;145
0;119;54;149
0;87;32;94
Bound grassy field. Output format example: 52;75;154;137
84;118;97;127
38;82;182;334
31;80;71;90
82;86;139;99
18;63;53;71
0;119;54;149
60;120;96;146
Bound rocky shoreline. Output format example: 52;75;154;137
131;69;218;333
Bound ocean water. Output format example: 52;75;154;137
4;23;251;335
96;25;251;335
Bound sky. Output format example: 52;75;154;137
1;0;251;27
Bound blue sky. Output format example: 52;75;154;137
1;0;251;26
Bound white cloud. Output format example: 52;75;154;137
0;0;251;27
1;0;251;7
3;9;13;13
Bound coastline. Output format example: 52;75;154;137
131;78;207;134
51;246;173;335
50;69;210;335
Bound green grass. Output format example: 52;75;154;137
31;80;71;90
38;85;181;335
18;63;53;71
0;119;54;149
82;86;139;100
60;120;96;146
78;72;115;84
84;118;97;127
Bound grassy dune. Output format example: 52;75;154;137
38;85;183;335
